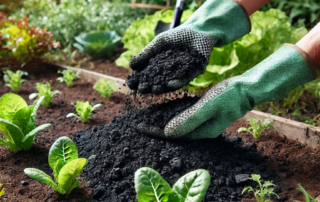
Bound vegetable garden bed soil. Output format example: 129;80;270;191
224;120;320;201
0;68;127;201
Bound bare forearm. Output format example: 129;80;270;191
233;0;271;15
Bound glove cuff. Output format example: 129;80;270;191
284;43;318;79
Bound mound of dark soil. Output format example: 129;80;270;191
74;97;276;202
127;48;206;95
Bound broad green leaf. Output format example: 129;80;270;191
0;118;24;148
24;168;66;194
12;106;34;135
135;167;179;202
49;136;78;175
0;93;28;121
58;158;87;195
21;123;51;151
172;169;211;202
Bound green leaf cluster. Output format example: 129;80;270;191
0;93;51;151
3;70;28;93
24;136;88;195
29;82;61;107
238;118;274;139
135;167;210;202
242;174;279;202
66;101;102;122
93;78;116;99
115;9;194;69
57;70;80;88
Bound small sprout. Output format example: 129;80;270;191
66;101;101;122
294;184;319;202
93;78;116;99
3;70;28;92
242;174;279;202
0;183;5;197
238;118;274;139
57;70;80;87
24;136;88;196
29;82;61;107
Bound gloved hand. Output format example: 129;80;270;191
139;44;317;139
128;0;251;94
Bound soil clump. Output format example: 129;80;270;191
127;48;206;95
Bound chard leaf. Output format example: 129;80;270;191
27;96;45;133
0;136;18;151
21;123;51;151
135;167;180;202
0;93;28;121
58;158;87;195
24;168;66;194
172;169;211;202
0;118;24;148
49;137;79;176
12;106;35;135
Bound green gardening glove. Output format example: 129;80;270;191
139;44;317;139
128;0;251;94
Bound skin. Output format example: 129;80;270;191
296;23;320;67
233;0;271;15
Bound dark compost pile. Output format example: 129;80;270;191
73;96;277;202
127;48;206;95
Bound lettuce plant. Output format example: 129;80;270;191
93;78;115;99
0;93;51;151
3;70;28;93
24;136;88;195
242;174;279;202
66;101;101;122
135;167;210;202
0;184;4;197
57;70;80;87
238;118;274;139
29;82;61;107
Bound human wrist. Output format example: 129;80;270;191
296;23;320;68
233;0;271;15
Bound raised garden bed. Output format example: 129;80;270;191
1;64;320;201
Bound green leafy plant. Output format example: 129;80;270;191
135;167;210;202
0;93;51;151
66;101;101;122
238;118;274;139
24;136;88;195
304;116;317;126
0;183;4;197
57;70;80;87
294;184;319;202
29;82;61;106
3;70;28;92
93;78;116;99
242;174;279;202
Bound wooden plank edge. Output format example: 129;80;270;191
46;62;130;94
241;110;320;149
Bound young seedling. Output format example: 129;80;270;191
242;174;279;202
24;136;88;196
29;82;61;107
0;183;4;197
238;118;274;139
294;184;319;202
0;93;51;151
57;69;80;87
93;78;116;99
3;70;28;93
66;101;101;122
135;167;210;202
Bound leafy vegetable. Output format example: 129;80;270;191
3;70;28;93
135;167;210;202
57;70;80;87
0;93;51;151
66;101;101;122
29;82;61;107
93;78;116;99
24;136;87;195
238;118;274;139
0;183;4;197
294;184;318;202
242;174;279;202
